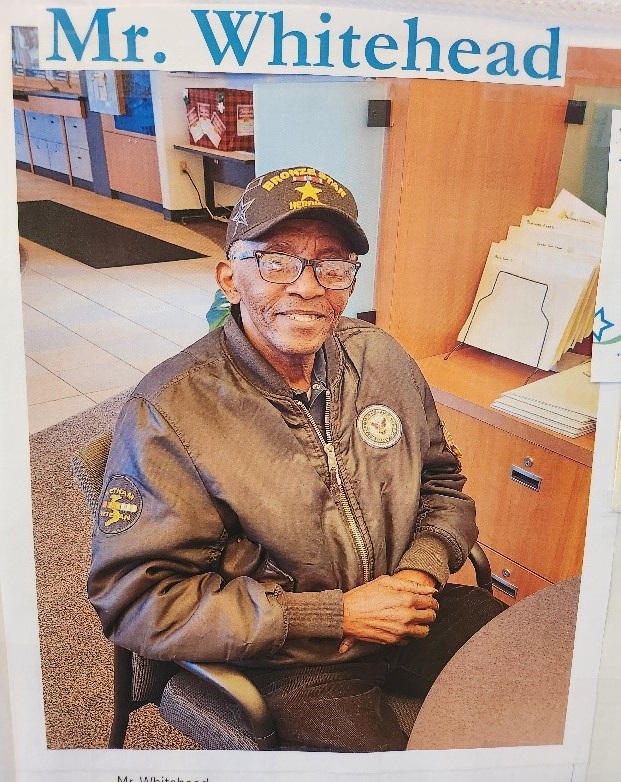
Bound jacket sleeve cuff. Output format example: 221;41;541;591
275;589;344;639
394;534;451;588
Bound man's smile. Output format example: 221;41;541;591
277;310;327;322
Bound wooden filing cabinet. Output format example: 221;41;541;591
100;113;162;205
417;347;594;605
102;131;162;204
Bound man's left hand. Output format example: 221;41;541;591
392;569;437;589
339;569;438;654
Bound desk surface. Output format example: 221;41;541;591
173;143;255;162
417;346;594;466
407;577;580;749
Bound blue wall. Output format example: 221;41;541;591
253;78;388;317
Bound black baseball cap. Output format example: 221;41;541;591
225;166;369;254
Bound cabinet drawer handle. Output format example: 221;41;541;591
491;573;518;600
510;465;542;491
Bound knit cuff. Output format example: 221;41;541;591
394;534;451;588
275;589;344;640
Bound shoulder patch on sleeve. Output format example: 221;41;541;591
98;475;143;534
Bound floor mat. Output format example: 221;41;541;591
18;200;206;268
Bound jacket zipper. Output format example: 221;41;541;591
296;389;372;583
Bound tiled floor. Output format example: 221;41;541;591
17;170;224;433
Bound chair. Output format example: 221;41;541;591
72;429;493;750
72;429;277;749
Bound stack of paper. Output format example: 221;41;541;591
491;360;598;438
458;191;604;370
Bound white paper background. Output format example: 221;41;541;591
35;3;569;85
2;2;621;781
591;111;621;382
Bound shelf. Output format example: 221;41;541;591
173;143;255;162
13;95;85;118
417;345;594;466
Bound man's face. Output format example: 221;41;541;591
218;219;355;374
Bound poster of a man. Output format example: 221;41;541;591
3;2;621;781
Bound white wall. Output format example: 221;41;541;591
253;78;387;316
150;73;388;314
150;71;256;214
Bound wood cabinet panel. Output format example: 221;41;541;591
376;78;571;358
418;348;594;466
376;48;621;359
102;131;162;204
14;95;85;118
450;544;552;606
483;545;553;605
436;402;589;584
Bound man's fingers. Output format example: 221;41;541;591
338;635;357;654
388;577;437;595
341;615;435;647
406;608;437;626
397;592;439;612
408;624;431;639
385;579;439;610
414;595;439;611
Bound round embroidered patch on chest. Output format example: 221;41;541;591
98;475;143;534
357;405;403;449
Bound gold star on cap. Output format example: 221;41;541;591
295;181;322;202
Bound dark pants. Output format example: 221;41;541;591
247;585;505;752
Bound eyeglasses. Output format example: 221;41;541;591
233;251;361;291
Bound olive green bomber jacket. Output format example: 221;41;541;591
87;316;478;667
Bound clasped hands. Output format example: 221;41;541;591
339;570;439;654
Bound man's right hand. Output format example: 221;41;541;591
340;575;438;653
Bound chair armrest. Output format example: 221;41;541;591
468;542;493;593
177;661;277;749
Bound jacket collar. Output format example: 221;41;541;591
222;312;343;399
